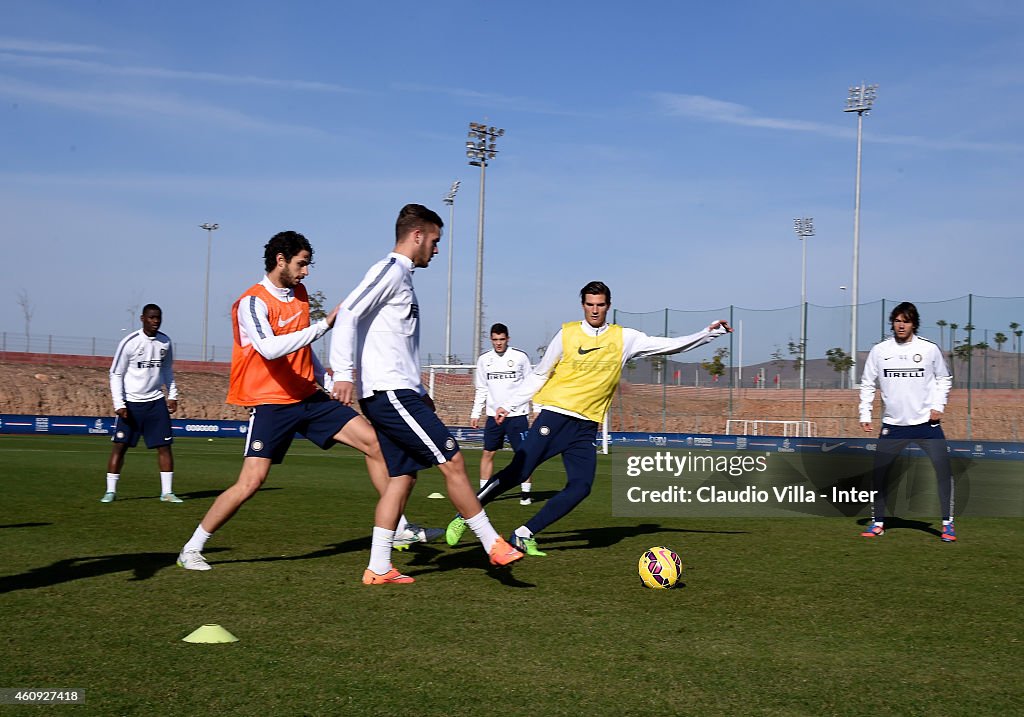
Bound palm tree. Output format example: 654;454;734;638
936;319;948;352
1013;324;1023;388
994;332;1008;387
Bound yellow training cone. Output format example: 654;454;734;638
183;624;239;643
427;492;445;499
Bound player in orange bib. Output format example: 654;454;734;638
176;231;400;578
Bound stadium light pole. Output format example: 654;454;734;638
466;122;504;360
844;82;878;388
794;218;814;422
199;222;219;362
442;180;461;364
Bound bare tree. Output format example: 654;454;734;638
16;289;34;351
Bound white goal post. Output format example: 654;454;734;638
725;419;817;437
425;364;610;454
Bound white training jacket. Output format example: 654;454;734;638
471;347;533;419
859;334;951;425
109;330;177;411
331;252;424;399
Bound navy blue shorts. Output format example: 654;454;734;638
360;389;459;477
112;398;173;449
244;391;358;464
482;414;529;452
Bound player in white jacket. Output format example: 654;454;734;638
102;304;181;503
470;323;535;503
330;203;523;583
858;301;957;541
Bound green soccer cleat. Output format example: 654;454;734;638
509;533;547;557
445;516;467;546
100;491;116;503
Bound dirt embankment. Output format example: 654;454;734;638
2;361;1021;441
0;362;247;420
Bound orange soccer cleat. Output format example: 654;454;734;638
488;537;524;566
362;567;415;585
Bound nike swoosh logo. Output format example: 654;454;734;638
822;442;845;452
577;346;604;355
278;313;302;328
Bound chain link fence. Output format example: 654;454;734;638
5;295;1023;440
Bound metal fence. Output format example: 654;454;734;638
609;295;1024;442
5;294;1023;441
614;294;1024;391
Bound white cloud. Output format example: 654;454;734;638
653;92;852;138
393;82;593;117
0;37;105;54
0;75;329;136
652;91;1024;152
0;51;359;93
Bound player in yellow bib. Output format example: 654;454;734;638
446;281;731;556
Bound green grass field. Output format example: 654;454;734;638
1;435;1021;716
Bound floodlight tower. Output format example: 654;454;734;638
442;180;461;364
843;82;878;387
793;217;815;394
466;122;504;360
199;222;219;362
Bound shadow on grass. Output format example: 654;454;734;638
394;544;535;587
856;516;942;538
112;487;283;502
396;523;750;587
0;548;229;594
0;522;51;529
218;536;369;565
544;523;749;552
215;537;534;586
490;489;558;502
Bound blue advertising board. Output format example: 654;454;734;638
0;414;248;438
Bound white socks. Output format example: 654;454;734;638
521;481;532;495
514;525;533;539
466;510;500;552
369;526;395;574
105;473;119;493
160;472;174;495
183;525;212;553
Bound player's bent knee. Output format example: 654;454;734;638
444;451;466;471
335;417;380;455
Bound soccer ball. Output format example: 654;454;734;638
638;546;683;589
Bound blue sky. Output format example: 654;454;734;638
2;1;1022;365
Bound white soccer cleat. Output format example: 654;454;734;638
393;524;444;551
160;493;184;503
177;549;211;571
520;496;532;506
100;491;116;503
